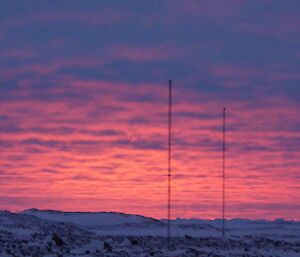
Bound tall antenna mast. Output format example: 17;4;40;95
222;107;226;237
167;80;172;249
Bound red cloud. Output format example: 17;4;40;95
1;78;299;220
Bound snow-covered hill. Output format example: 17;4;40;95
21;208;164;236
1;209;300;257
21;209;300;239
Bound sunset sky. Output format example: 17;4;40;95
0;0;300;220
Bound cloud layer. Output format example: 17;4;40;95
0;0;299;220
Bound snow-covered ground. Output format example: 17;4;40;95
0;209;300;256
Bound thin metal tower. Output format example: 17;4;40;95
222;107;226;237
167;80;172;249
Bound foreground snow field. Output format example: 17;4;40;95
0;209;299;257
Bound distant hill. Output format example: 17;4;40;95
0;208;299;238
21;208;163;229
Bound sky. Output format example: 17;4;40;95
0;0;300;220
